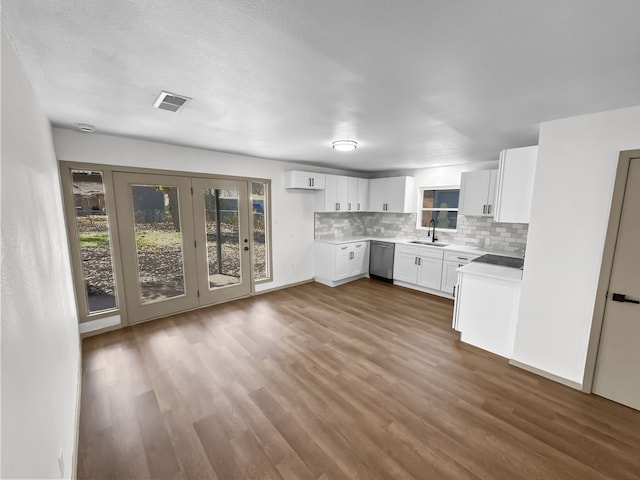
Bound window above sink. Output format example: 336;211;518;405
418;187;459;231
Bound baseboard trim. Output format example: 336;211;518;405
253;279;313;296
509;359;582;390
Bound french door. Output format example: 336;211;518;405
113;172;251;324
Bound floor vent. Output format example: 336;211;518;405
153;91;191;112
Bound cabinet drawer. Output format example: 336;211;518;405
395;244;420;255
418;247;444;260
444;251;480;263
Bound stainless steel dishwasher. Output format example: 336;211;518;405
369;241;395;282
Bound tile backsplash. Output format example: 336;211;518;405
315;212;528;253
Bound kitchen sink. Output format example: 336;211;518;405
409;241;448;247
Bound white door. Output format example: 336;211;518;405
592;157;640;410
192;178;252;306
113;173;200;323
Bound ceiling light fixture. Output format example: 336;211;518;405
77;123;95;133
332;139;358;152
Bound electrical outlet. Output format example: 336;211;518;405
58;449;65;478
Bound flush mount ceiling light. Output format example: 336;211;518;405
153;91;191;113
332;139;358;152
77;123;95;133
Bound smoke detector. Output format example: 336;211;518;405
153;91;191;113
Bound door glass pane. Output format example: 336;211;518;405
131;185;185;303
71;170;118;314
252;182;269;281
203;188;241;289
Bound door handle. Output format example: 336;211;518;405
611;293;640;304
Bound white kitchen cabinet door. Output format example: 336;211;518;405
393;251;419;283
318;175;349;212
284;171;326;189
368;178;387;212
416;256;442;290
356;178;369;211
385;176;415;213
335;244;353;280
351;242;368;275
347;177;358;211
459;170;497;216
494;146;538;223
367;176;414;213
441;251;482;294
442;261;460;295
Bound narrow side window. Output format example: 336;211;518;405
71;169;119;314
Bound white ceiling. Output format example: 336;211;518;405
3;1;640;172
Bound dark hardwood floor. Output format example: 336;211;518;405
78;279;640;479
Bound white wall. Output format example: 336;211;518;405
1;31;80;479
513;106;640;386
53;129;347;295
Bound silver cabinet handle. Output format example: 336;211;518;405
457;257;468;261
355;244;362;248
348;203;352;211
487;204;492;214
357;203;360;210
418;258;422;266
308;178;312;187
483;204;487;214
335;202;340;211
341;246;348;250
414;257;418;265
349;252;355;259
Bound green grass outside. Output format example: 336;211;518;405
80;230;183;249
79;231;110;248
135;230;182;249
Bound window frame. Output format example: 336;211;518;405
416;185;460;232
59;161;273;327
250;180;273;285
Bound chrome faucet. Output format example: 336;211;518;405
428;219;438;242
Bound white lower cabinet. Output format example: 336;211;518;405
393;244;444;291
453;264;522;358
314;241;369;287
441;250;482;295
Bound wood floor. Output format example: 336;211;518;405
78;279;640;479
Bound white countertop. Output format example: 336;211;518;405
314;236;515;256
457;262;523;282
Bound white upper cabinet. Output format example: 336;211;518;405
317;175;365;212
459;170;498;217
356;178;369;212
368;176;414;213
494;145;538;223
284;170;326;190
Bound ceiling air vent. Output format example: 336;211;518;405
153;91;191;112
